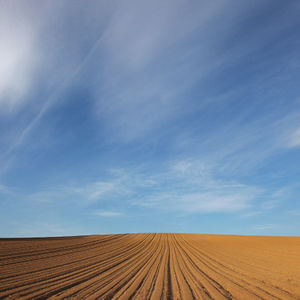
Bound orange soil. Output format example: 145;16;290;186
0;233;299;299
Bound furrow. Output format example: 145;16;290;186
178;234;289;299
0;233;299;300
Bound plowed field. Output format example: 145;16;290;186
0;233;299;299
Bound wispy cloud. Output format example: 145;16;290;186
284;210;300;216
25;181;117;207
18;159;261;214
0;1;115;160
287;128;300;148
0;3;40;113
253;224;278;231
88;1;300;148
94;211;123;217
92;1;257;142
17;221;84;237
128;160;260;213
1;1;300;236
239;211;263;219
0;184;11;194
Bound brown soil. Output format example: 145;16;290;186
0;233;299;299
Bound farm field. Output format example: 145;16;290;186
0;233;299;299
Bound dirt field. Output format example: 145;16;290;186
0;233;299;299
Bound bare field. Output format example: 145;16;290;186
0;233;299;299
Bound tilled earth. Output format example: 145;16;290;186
0;233;299;299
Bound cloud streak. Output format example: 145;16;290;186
91;0;245;142
126;160;261;213
0;2;40;112
94;211;123;217
287;128;300;148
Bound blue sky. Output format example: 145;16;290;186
1;0;300;237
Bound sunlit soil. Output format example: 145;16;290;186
0;233;299;299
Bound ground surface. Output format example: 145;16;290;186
0;233;299;299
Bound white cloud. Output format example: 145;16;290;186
135;188;256;214
66;181;115;201
87;0;300;159
101;0;227;72
0;3;40;112
284;210;300;216
17;221;83;237
94;211;123;217
0;1;118;158
22;160;260;214
239;211;262;218
0;184;10;194
28;191;63;204
93;0;248;142
287;128;300;148
24;181;116;207
260;200;280;210
179;193;251;213
253;224;278;230
120;159;262;213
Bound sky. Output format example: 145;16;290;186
1;0;300;237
